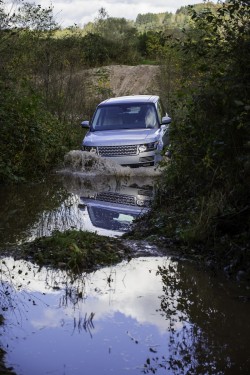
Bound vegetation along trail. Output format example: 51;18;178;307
0;0;249;374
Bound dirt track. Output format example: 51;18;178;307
82;64;161;97
107;65;160;96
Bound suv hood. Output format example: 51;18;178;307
83;129;160;146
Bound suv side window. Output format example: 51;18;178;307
156;100;165;124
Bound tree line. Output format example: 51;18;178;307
0;1;215;182
142;0;249;277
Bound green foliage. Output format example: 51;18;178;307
22;230;131;273
144;31;166;60
92;12;140;64
81;33;109;66
157;0;250;245
0;1;82;183
135;3;218;32
1;0;249;204
176;2;218;16
136;13;159;25
0;81;66;182
91;67;114;99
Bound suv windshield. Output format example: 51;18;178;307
91;103;158;131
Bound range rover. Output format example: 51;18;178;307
81;95;171;167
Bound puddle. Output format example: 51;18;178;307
1;256;250;374
0;257;174;375
0;168;156;245
1;153;250;374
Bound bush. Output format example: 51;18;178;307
0;81;68;182
157;0;250;244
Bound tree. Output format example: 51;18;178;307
158;0;250;245
0;1;70;182
90;9;140;64
82;32;109;66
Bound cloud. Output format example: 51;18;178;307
16;0;218;28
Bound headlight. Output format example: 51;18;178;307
136;198;151;207
82;146;97;153
138;142;158;153
136;199;145;206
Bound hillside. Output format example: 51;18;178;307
107;65;161;96
81;64;161;98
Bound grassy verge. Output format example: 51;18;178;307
21;230;132;273
126;204;250;284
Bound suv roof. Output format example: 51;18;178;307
99;95;159;106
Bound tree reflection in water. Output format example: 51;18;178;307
0;173;155;247
143;261;250;374
1;256;250;374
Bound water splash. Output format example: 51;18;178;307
60;173;155;197
59;150;162;177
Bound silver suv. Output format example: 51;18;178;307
81;95;171;167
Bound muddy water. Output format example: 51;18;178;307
1;256;250;375
0;152;250;374
0;151;159;244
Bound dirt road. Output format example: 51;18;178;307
82;64;161;97
107;64;160;96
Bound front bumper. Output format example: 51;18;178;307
102;152;157;167
82;146;161;166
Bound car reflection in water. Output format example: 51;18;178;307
78;184;153;234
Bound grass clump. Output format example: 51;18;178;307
22;230;131;273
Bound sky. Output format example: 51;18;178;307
22;0;218;28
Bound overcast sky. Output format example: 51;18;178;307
23;0;218;28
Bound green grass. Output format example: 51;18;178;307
22;230;131;273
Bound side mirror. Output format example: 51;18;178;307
162;116;171;125
81;120;90;128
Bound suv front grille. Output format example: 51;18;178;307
96;192;136;206
98;145;138;157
